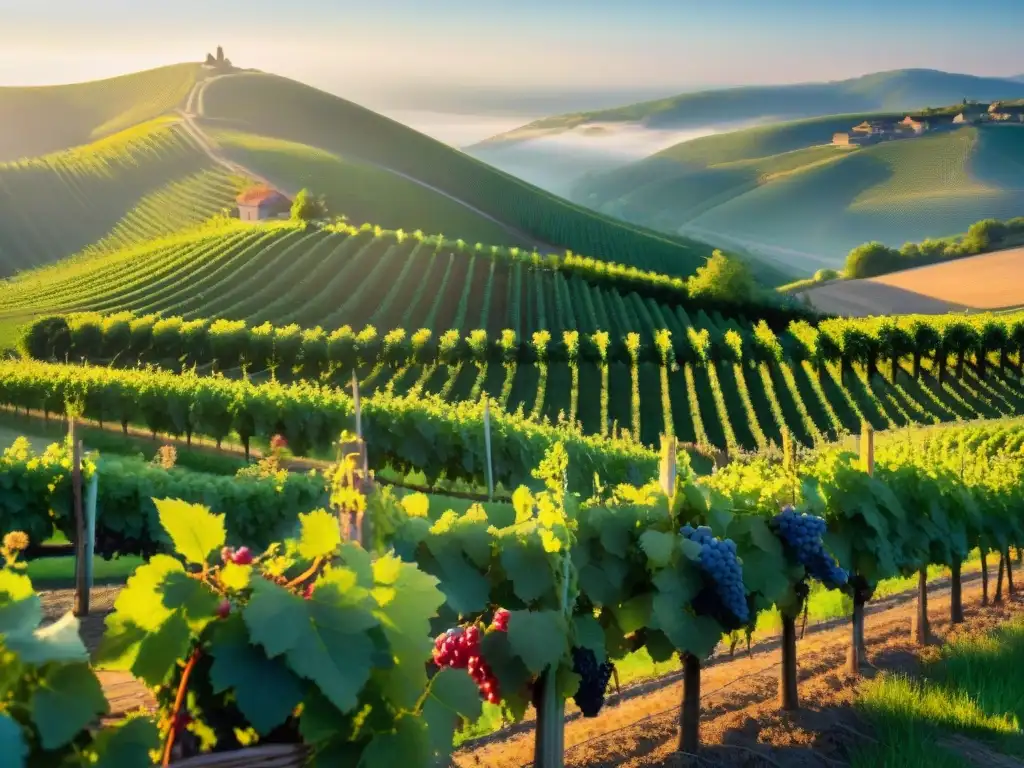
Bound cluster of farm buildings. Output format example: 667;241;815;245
832;101;1024;146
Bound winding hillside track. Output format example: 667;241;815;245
181;77;557;253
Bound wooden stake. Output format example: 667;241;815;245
779;614;799;711
483;397;494;501
860;422;874;476
351;371;367;478
660;434;677;497
678;653;701;755
71;422;88;617
84;472;99;595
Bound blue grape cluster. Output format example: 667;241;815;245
771;506;848;589
680;524;749;624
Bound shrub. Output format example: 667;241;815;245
687;250;754;304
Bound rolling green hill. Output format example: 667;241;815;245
193;72;720;278
0;116;245;276
0;63;202;161
207;128;527;247
575;120;1024;273
475;69;1024;148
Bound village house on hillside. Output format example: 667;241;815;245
831;99;1020;146
237;186;291;221
988;102;1024;122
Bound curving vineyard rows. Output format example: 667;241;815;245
0;117;240;274
11;224;1024;456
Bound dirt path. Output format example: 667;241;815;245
457;572;1020;767
180;77;557;253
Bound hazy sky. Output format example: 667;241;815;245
3;0;1024;109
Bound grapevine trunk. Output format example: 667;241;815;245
913;567;929;645
951;560;964;624
678;653;701;755
780;614;799;711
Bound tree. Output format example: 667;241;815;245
217;46;224;62
290;189;327;222
686;250;754;304
844;242;899;279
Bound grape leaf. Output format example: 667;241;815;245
243;578;310;658
512;487;535;524
0;570;41;635
5;612;89;665
679;537;703;561
30;663;107;749
339;542;375;588
370;554;445;709
572;614;606;664
506;610;568;674
0;713;27;768
422;667;483;762
245;568;379;713
638;530;675;569
297;509;342;560
499;541;555;603
155;498;226;565
219;562;252;591
90;716;161;768
208;618;303;734
131;612;191;686
430;550;490;615
610;593;652;635
706;499;734;538
359;713;430;767
400;493;430;519
652;596;721;659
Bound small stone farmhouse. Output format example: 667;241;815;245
237;186;291;221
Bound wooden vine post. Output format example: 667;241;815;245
659;434;678;497
483;397;495;501
533;547;571;768
847;422;874;675
678;653;701;755
70;421;88;617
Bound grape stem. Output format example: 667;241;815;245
284;556;324;590
162;647;201;766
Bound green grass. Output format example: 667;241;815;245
852;617;1024;767
0;63;202;162
0;117;243;275
197;72;715;277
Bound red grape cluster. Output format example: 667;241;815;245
220;546;253;565
432;609;511;706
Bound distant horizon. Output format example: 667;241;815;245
4;0;1024;113
3;57;1024;119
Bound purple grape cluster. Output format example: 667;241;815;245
771;506;848;589
571;646;615;717
680;524;749;624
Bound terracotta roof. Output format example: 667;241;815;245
236;186;287;206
